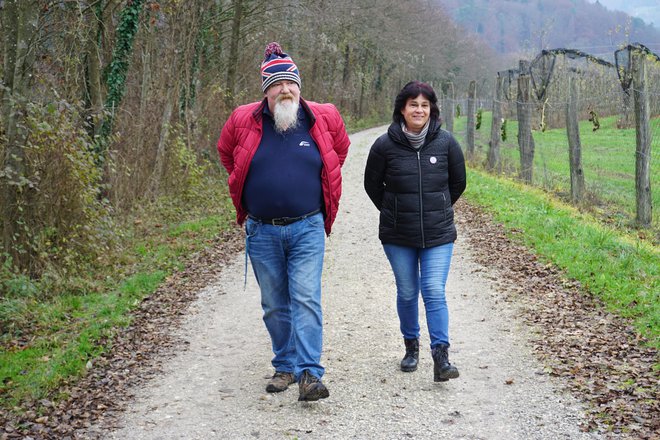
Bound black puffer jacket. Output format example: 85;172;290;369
364;118;466;248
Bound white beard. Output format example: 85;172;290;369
273;99;299;133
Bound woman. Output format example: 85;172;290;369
364;81;466;382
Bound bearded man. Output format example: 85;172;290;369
217;42;350;401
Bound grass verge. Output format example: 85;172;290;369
463;167;659;348
0;188;236;411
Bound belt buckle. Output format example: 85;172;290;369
271;218;287;226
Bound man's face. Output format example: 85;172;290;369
265;80;300;113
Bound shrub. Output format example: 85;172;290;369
160;129;212;203
0;101;115;282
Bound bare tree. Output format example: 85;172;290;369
98;0;147;153
1;0;39;266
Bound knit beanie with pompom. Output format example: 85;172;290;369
260;42;301;92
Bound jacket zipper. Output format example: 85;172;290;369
417;150;425;247
393;196;398;230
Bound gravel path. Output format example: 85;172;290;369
106;126;601;440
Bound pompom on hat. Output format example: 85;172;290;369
260;42;301;92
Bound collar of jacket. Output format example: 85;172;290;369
388;117;441;150
250;97;317;127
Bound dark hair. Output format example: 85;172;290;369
392;81;440;125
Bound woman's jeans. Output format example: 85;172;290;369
383;242;454;348
246;212;325;380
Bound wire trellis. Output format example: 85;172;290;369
450;44;659;235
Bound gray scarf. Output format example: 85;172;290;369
401;120;429;149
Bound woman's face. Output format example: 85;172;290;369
401;94;431;133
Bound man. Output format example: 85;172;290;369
217;42;350;401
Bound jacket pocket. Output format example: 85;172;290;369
442;192;454;222
380;193;397;231
441;192;447;221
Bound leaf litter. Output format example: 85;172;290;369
0;228;243;440
456;201;658;439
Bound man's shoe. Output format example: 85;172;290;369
298;370;329;401
266;371;295;393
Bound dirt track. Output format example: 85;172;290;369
101;126;602;440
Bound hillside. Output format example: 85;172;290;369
434;0;660;58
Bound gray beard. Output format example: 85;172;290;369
273;100;299;133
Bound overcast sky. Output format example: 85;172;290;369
588;0;660;28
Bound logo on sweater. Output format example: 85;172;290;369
299;141;311;147
430;156;437;164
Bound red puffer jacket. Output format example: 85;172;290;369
217;98;350;235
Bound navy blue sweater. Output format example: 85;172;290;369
242;106;323;219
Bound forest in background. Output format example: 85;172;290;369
435;0;660;58
1;0;658;286
0;0;498;285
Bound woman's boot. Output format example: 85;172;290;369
432;343;459;382
400;338;419;372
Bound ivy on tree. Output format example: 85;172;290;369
98;0;147;154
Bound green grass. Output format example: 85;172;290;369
463;168;659;347
0;188;236;410
453;111;660;234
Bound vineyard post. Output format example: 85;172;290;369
517;60;535;183
566;76;585;202
487;74;503;171
466;80;476;159
632;51;652;227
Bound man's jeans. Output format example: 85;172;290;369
246;212;326;380
383;242;454;348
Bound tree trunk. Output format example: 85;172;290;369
85;1;105;139
98;0;146;154
340;40;351;111
136;28;154;168
225;0;243;109
622;92;633;128
487;75;503;171
632;51;652;227
150;86;175;196
1;0;39;267
443;82;454;133
566;76;585;202
309;53;319;101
